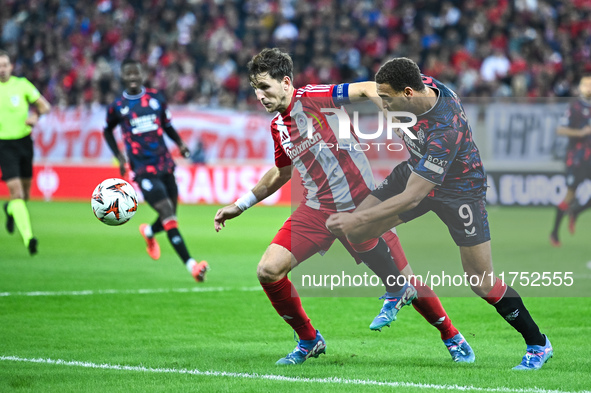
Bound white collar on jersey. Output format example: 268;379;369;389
123;88;146;100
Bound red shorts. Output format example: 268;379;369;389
271;203;409;270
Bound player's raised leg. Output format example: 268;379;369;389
258;244;326;365
461;242;552;370
138;174;207;281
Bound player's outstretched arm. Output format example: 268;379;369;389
347;81;383;107
214;165;292;232
557;125;591;138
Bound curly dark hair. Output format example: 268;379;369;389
247;48;293;84
375;57;424;92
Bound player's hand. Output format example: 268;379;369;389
326;212;357;238
25;113;39;127
214;204;243;232
583;126;591;136
179;143;191;159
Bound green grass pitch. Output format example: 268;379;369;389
1;201;590;392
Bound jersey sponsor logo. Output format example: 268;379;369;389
10;96;19;106
424;160;444;174
403;134;423;158
284;131;322;160
130;114;158;134
149;98;160;110
426;155;448;169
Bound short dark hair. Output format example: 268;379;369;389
121;58;140;70
375;57;424;92
247;48;293;84
0;49;10;62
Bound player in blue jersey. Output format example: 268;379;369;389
327;57;552;370
550;74;591;246
103;58;208;282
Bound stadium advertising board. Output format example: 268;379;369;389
485;101;569;163
0;164;292;205
33;107;275;163
486;172;591;207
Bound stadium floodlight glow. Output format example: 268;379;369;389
301;108;418;140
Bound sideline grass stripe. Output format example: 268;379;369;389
0;286;261;297
1;355;587;393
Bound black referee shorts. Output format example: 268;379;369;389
0;135;34;181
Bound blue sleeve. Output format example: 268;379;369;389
412;129;462;185
332;83;350;106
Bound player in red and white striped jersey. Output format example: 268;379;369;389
269;83;374;212
214;48;472;365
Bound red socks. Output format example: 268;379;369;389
484;278;507;305
261;276;317;340
349;238;379;253
412;280;458;340
162;218;178;231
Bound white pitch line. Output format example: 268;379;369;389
0;286;261;297
0;356;587;393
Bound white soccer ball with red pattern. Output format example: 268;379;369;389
91;178;138;226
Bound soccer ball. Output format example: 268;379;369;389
91;178;138;226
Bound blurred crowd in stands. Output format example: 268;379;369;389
2;0;591;108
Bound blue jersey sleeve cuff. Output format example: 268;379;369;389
332;83;350;106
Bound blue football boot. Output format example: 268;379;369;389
513;335;553;370
276;330;326;365
370;282;417;331
443;333;475;363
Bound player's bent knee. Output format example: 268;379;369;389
257;261;288;283
257;245;292;283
